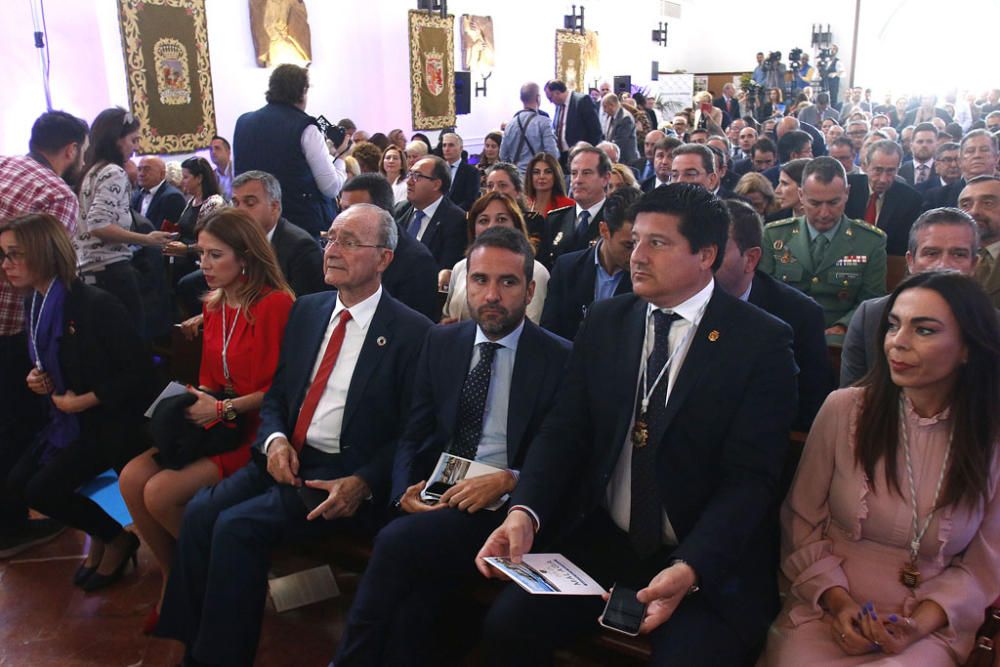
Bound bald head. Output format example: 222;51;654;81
137;156;166;189
601;93;621;117
643;130;666;160
776;117;800;138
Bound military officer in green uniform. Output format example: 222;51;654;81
760;156;887;345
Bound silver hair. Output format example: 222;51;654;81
335;203;398;251
232;170;282;205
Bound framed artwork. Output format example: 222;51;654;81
408;10;456;130
583;30;600;82
555;30;586;92
248;0;312;68
118;0;217;154
460;15;495;76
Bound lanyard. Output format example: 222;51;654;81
637;315;692;416
220;303;242;386
29;278;57;372
900;396;952;565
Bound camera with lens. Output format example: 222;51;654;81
315;115;348;149
762;51;781;72
788;47;803;68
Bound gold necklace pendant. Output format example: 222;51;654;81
900;561;921;589
632;417;649;449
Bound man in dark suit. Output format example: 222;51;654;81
541;188;637;339
544;79;602;169
840;208;981;386
716;200;832;431
601;94;640;166
898;123;938;187
924;130;999;210
476;184;798;666
340;174;440;321
845;141;924;256
132;156;185;229
732;137;777;178
639;130;666;181
761;130;813;187
332;227;571;666
156;204;432;667
641;136;682;193
713;84;740;130
441;132;480;211
915;142;959;197
393;156;467;270
541;146;610;267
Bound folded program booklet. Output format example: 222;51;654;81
484;554;607;596
420;452;509;511
145;381;188;418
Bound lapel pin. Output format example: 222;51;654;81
376;336;387;347
708;330;720;342
773;240;783;250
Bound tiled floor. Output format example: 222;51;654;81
0;527;348;667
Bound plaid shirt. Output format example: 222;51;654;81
0;154;79;336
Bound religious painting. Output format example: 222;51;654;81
460;15;495;76
583;31;600;82
248;0;312;68
555;30;586;92
409;10;456;130
118;0;217;154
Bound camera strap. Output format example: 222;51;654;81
514;110;539;162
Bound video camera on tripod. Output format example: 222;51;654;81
761;51;782;72
788;48;804;71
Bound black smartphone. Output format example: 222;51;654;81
422;481;453;501
297;486;328;514
598;586;646;637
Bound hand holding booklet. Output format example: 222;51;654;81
145;381;189;418
420;452;509;511
483;554;606;596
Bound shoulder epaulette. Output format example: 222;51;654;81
848;218;887;237
548;204;575;215
763;216;797;229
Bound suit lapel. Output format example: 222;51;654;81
506;322;541;466
606;298;647;468
342;295;395;429
442;323;476;445
577;249;599;309
421;202;443;248
295;294;338;403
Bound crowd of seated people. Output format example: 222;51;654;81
2;57;1000;667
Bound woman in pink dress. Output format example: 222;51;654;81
762;271;1000;666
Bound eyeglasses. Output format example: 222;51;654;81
0;249;26;264
405;171;437;182
320;235;386;251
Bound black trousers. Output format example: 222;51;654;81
157;448;373;667
481;509;752;667
335;506;504;666
0;332;46;537
7;435;125;544
85;260;145;337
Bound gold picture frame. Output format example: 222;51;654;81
118;0;218;154
409;10;456;131
555;30;586;93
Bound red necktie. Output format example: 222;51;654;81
290;310;352;451
864;192;878;224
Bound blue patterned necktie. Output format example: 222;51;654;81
576;210;591;236
407;209;425;239
449;342;502;460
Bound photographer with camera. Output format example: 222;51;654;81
233;64;351;239
815;45;844;107
762;51;787;98
789;49;816;95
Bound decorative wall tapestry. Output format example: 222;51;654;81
118;0;217;154
249;0;312;68
555;30;586;92
409;10;456;130
583;30;600;81
460;15;495;75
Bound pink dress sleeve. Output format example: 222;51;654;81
779;388;856;623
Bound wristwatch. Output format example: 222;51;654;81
669;558;700;596
222;399;237;422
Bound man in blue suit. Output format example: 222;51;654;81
476;185;798;666
156;204;432;667
332;227;570;666
132;156;186;229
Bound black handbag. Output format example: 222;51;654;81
149;391;243;470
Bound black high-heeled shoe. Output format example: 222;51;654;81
73;562;97;587
81;532;140;592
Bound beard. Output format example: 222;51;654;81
473;301;526;339
61;154;85;190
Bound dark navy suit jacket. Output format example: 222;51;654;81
845;174;924;255
255;290;432;503
540;244;632;341
394;197;468;270
390;319;571;501
513;289;798;644
130;181;186;229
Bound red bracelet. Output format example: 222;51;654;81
216;400;223;419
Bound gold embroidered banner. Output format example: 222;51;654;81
555;30;586;93
118;0;217;154
409;10;456;130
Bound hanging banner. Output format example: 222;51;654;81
555;30;586;93
118;0;218;154
409;10;456;130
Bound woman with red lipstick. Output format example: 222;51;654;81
119;208;293;632
761;271;1000;665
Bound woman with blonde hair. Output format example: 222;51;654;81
441;192;549;324
609;162;641;193
119;208;294;633
379;145;408;204
733;172;778;217
692;90;724;134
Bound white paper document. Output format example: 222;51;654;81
420;452;509;511
145;381;188;418
484;554;606;596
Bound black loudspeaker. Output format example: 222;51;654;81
651;61;659;81
613;75;631;95
455;71;471;115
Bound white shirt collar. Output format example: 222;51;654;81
474;318;525;352
146;179;164;196
420;194;444;221
739;282;753;302
331;285;382;330
647;278;714;325
576;197;605;220
266;223;277;243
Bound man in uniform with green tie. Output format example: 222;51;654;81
959;175;1000;308
759;157;887;344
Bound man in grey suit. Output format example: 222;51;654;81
840;208;980;386
601;94;639;167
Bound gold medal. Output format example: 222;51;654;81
900;560;920;589
632;417;649;448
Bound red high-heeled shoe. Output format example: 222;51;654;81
142;607;159;635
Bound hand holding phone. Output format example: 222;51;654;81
599;585;646;636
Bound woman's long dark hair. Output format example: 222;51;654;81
181;157;221;200
79;107;140;192
855;271;1000;509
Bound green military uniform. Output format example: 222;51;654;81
760;215;887;334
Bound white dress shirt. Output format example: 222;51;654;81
140;180;164;217
300;124;348;198
606;279;715;545
414;195;443;241
469;321;524;469
576;198;605;223
264;287;383;454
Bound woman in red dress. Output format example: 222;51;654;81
524;152;574;217
119;208;294;631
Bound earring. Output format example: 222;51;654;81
241;265;247;276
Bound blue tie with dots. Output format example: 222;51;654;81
407;209;425;239
450;342;502;460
